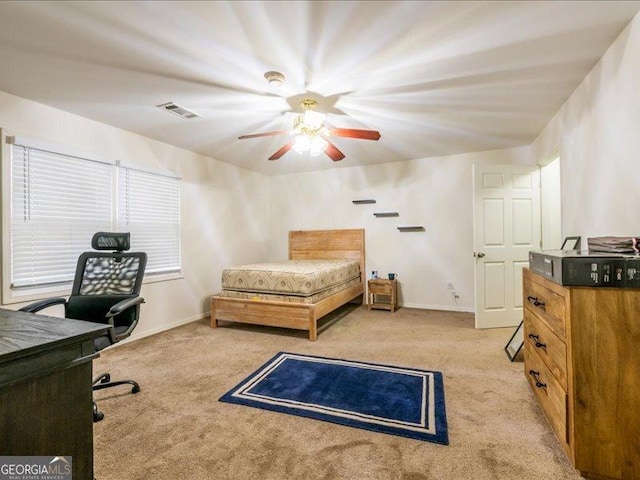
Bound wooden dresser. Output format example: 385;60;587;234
523;268;640;480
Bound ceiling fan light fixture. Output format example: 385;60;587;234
292;134;311;154
238;95;379;162
303;110;325;129
264;70;285;87
309;136;328;156
291;133;328;156
294;110;327;135
291;99;330;156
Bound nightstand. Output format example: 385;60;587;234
367;278;398;312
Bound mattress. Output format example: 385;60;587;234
221;259;360;296
217;276;362;304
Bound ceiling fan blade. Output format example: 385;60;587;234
324;141;345;162
328;127;381;141
239;130;291;140
268;142;293;161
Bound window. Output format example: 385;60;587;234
10;144;113;288
117;166;181;275
5;137;181;300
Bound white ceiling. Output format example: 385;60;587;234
0;1;639;175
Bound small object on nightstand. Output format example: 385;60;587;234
368;278;398;312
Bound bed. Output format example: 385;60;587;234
210;229;365;341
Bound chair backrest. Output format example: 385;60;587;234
65;232;147;328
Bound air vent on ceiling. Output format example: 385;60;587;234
156;102;200;119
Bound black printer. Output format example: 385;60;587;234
528;250;640;287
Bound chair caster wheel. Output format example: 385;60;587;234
132;385;140;394
93;402;104;422
100;374;111;383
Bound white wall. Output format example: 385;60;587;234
4;9;637;329
532;13;640;242
540;157;562;250
0;86;535;329
268;147;533;312
0;90;271;339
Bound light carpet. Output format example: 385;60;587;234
93;305;582;480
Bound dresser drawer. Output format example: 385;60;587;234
525;342;568;446
524;309;568;390
369;282;392;295
523;273;566;339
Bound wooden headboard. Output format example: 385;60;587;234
289;229;366;285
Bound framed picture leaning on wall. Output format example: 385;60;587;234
504;320;524;362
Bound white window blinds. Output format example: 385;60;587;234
11;145;113;288
117;167;181;275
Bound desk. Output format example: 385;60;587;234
0;308;108;480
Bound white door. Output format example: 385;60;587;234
473;164;540;329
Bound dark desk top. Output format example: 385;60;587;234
0;307;108;365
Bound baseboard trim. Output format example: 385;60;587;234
399;302;474;313
115;313;207;347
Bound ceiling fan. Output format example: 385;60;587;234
238;99;381;162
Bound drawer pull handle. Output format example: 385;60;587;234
527;333;547;349
529;370;547;390
527;296;546;308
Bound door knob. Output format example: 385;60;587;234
475;252;485;258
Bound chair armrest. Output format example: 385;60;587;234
106;296;145;318
18;297;67;314
113;318;139;342
107;297;144;342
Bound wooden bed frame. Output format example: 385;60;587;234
210;228;365;341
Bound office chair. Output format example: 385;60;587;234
20;232;147;422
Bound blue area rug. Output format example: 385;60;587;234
219;352;448;444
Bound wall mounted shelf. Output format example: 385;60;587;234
352;199;376;204
373;212;399;218
397;226;425;232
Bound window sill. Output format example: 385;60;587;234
3;285;72;307
142;272;184;284
3;272;183;306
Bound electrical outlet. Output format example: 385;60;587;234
447;282;459;301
